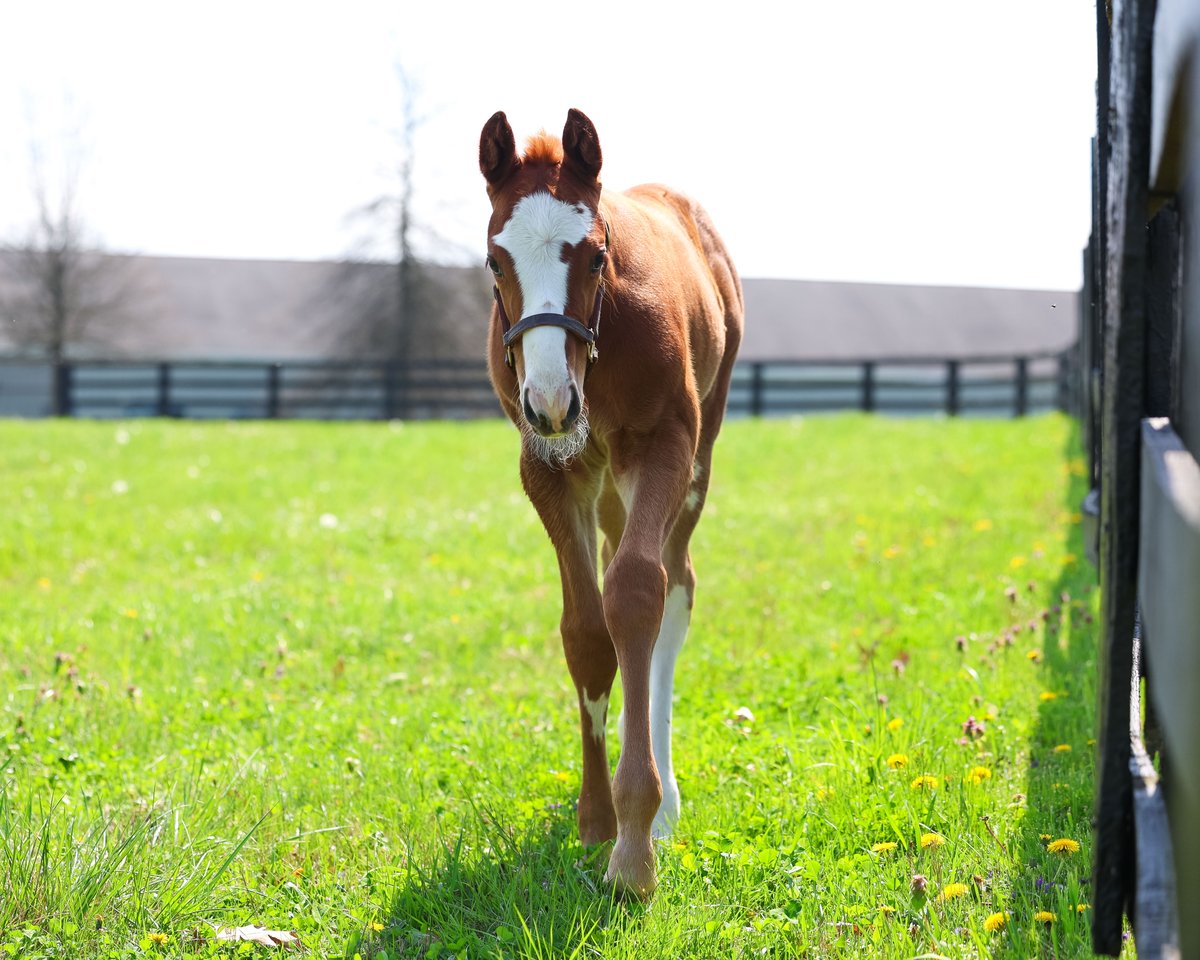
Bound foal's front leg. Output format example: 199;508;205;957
520;455;618;846
602;427;696;897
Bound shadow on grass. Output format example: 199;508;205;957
351;801;640;960
1009;418;1112;950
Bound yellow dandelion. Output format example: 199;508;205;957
1035;911;1057;924
1047;838;1080;855
1076;903;1090;913
966;766;992;785
369;921;385;932
122;608;139;619
973;518;993;531
1064;552;1078;564
910;774;939;790
1027;650;1042;662
879;905;897;915
883;545;902;559
886;717;904;732
919;832;946;848
1053;743;1072;753
146;933;168;945
37;577;52;590
1010;556;1027;569
871;841;898;854
551;770;571;782
983;912;1008;933
1039;691;1059;701
939;882;969;901
816;786;834;800
886;753;909;769
1039;834;1052;843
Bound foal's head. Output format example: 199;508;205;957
479;109;608;464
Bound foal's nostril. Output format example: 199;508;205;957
565;384;581;429
522;389;539;427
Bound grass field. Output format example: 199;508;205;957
0;414;1113;959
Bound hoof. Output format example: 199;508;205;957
604;834;657;898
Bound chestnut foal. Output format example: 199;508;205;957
479;109;743;896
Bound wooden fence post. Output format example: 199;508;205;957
266;363;282;419
53;362;73;417
1014;357;1029;417
946;360;960;416
156;362;172;417
383;361;399;420
750;362;765;416
861;361;875;412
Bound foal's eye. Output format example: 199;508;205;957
590;249;607;273
486;255;502;277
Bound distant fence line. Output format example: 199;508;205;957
0;351;1077;421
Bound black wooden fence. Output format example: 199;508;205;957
0;351;1074;421
1083;0;1200;955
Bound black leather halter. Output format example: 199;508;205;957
493;219;609;370
495;284;603;369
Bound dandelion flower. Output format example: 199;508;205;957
1027;649;1042;662
816;786;834;800
887;717;904;732
146;933;168;945
939;882;969;901
1047;838;1080;855
1039;691;1059;701
886;753;909;769
919;832;946;848
966;766;992;785
369;922;385;932
1035;911;1057;924
879;905;897;915
910;774;939;790
973;518;993;531
1053;744;1072;753
871;841;898;854
983;912;1008;933
1076;903;1090;913
1039;833;1052;843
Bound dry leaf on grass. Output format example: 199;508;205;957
214;925;302;948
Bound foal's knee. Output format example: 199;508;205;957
602;551;667;644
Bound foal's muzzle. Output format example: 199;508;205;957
523;382;582;437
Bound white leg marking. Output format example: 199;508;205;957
581;689;608;742
684;461;703;511
651;584;690;838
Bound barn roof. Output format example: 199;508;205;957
0;252;1078;362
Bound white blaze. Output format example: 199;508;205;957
492;192;595;394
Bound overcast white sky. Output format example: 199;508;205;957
0;1;1097;290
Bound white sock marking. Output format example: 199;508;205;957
650;584;690;837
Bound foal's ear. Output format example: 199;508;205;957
562;108;602;182
480;111;519;189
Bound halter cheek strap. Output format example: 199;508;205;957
495;283;604;369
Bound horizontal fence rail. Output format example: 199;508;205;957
0;351;1076;421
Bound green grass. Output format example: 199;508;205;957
0;414;1114;958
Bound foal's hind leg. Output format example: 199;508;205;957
649;351;738;837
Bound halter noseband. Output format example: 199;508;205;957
495;284;603;369
494;220;610;370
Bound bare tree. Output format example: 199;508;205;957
0;118;135;413
330;67;489;379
